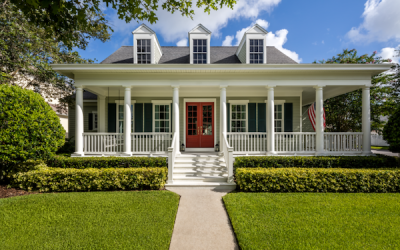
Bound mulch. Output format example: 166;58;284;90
0;185;38;199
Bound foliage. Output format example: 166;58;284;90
234;155;399;171
383;105;400;153
313;49;399;133
223;193;400;249
0;85;65;182
56;137;75;155
0;2;103;111
0;191;179;249
10;0;236;51
12;167;167;192
47;156;167;169
235;168;400;192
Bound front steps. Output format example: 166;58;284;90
165;153;236;190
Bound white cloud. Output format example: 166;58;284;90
266;29;302;63
222;35;234;46
176;38;188;46
222;19;269;46
378;46;400;64
108;0;281;42
347;0;400;43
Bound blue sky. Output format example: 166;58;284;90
76;0;400;64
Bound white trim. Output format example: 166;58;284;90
152;102;172;133
228;100;249;104
274;103;284;132
300;93;303;132
183;98;217;148
265;100;286;104
151;100;172;104
115;100;136;133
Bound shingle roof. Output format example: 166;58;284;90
100;46;297;64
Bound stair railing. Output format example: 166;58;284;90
167;132;178;184
222;132;234;183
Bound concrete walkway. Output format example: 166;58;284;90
167;188;239;250
372;149;399;157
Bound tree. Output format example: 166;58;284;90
10;0;236;50
383;105;400;155
313;49;399;133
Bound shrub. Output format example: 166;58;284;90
56;136;75;155
12;167;167;192
236;168;400;193
0;85;65;181
234;155;399;171
47;156;167;169
383;105;400;154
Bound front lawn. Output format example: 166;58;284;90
371;146;390;150
0;191;179;250
223;193;400;250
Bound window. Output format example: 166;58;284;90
137;39;151;64
249;39;264;64
154;105;170;132
92;112;98;130
231;104;247;132
116;104;134;133
193;39;207;64
274;104;283;132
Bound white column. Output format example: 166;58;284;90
362;86;371;155
315;86;324;155
220;86;227;152
73;87;84;156
266;86;276;155
173;86;180;152
122;87;132;156
97;95;106;132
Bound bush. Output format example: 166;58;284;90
0;85;65;181
383;105;400;153
236;168;400;192
234;155;399;171
56;136;75;155
12;167;167;192
47;156;167;169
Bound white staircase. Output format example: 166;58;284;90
165;153;236;189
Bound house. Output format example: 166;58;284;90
49;103;69;137
52;24;393;187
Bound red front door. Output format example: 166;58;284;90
186;102;214;148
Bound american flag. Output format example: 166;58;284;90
308;102;326;131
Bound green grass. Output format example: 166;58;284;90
371;146;390;150
223;193;400;250
0;191;180;250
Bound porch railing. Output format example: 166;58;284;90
222;132;234;183
324;132;363;152
131;133;172;153
167;132;178;184
226;132;267;153
275;132;316;153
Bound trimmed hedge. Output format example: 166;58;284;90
12;167;167;192
234;155;399;171
236;168;400;193
47;156;167;169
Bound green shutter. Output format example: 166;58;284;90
248;103;256;132
144;103;152;132
135;103;143;132
227;103;230;132
257;103;266;132
284;103;293;132
88;113;93;130
170;103;173;133
108;103;116;132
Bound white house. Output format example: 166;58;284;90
52;24;393;187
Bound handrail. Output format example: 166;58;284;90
167;132;178;184
222;132;234;183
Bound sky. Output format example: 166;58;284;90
76;0;400;64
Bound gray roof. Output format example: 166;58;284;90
100;46;297;64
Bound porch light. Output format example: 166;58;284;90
180;143;185;152
215;143;219;152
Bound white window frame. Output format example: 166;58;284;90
151;100;172;133
189;35;210;64
249;39;264;64
228;100;249;133
265;100;285;132
92;111;98;130
133;33;155;64
192;39;208;64
115;100;136;133
136;39;152;64
246;34;266;64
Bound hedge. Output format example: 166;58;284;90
12;167;167;192
234;155;399;171
47;156;167;169
236;168;400;193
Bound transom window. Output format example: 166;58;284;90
274;104;283;132
231;105;247;132
193;39;207;64
137;39;151;64
155;105;170;132
249;39;264;64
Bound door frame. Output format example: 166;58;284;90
183;98;217;148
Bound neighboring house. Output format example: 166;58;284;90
49;103;68;137
52;24;392;187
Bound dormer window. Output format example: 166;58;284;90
249;39;264;64
193;39;207;64
137;39;151;64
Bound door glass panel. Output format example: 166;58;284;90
202;105;212;135
188;105;197;136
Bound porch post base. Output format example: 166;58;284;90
362;151;373;156
120;153;133;157
315;151;326;156
266;151;277;156
167;180;174;184
71;152;84;157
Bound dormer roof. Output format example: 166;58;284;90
245;23;268;34
132;24;157;34
188;24;212;34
